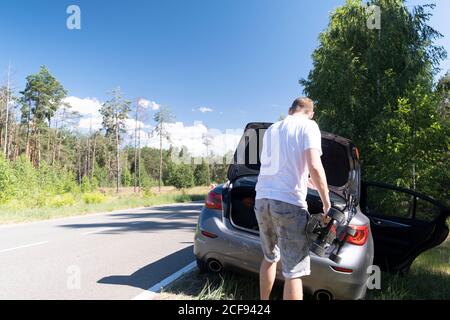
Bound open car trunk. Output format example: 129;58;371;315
229;176;347;232
227;122;359;232
230;186;258;232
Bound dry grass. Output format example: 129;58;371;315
0;186;210;224
157;235;450;300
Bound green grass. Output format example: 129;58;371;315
367;236;450;300
0;186;209;224
160;230;450;300
159;269;281;300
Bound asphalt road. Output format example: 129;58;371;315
0;202;203;300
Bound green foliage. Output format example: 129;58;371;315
99;87;131;137
94;165;109;188
80;176;92;193
12;155;39;198
167;164;195;189
121;164;132;187
300;0;447;200
20;66;67;125
141;173;158;197
82;192;107;204
47;194;76;208
0;155;16;203
194;162;210;186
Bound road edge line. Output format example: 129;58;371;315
132;261;197;300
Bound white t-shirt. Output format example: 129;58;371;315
255;115;322;208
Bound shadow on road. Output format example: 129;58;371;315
58;204;202;234
110;203;203;220
97;245;195;290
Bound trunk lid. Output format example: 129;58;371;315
227;122;361;202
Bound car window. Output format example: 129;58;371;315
415;197;441;222
364;186;414;219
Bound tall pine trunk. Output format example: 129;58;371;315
159;122;162;193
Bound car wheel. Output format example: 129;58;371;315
196;258;209;273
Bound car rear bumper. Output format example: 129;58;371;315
194;207;374;300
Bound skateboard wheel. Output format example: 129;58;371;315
329;253;342;264
328;210;345;223
311;242;325;257
345;225;357;237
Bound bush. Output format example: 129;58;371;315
167;164;195;189
82;192;107;204
12;156;38;199
194;162;210;186
47;194;76;208
81;176;92;193
0;155;16;203
121;165;132;187
141;173;158;195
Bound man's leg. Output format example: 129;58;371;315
259;259;277;300
283;277;303;300
255;199;280;300
269;202;311;301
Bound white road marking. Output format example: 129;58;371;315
82;230;102;235
0;241;49;253
132;260;197;300
0;202;203;230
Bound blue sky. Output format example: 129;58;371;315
0;0;449;154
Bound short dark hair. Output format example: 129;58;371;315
289;97;314;115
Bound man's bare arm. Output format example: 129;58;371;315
305;148;331;215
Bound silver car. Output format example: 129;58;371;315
194;122;449;300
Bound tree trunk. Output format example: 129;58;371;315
115;110;120;193
25;101;31;158
134;104;139;193
91;133;96;181
159;122;163;193
3;63;11;157
138;122;141;193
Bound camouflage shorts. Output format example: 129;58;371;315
254;198;311;279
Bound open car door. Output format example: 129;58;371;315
360;181;449;273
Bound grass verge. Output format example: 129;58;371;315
158;233;450;300
0;186;209;224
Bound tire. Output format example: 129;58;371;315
196;258;209;273
311;242;325;257
345;225;357;237
306;218;319;234
328;210;345;223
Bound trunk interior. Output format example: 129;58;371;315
230;184;328;232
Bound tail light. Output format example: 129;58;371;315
205;191;222;210
346;225;369;246
201;230;218;238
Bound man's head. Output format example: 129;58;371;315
288;97;315;119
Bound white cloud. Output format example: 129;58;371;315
63;96;102;117
78;117;103;131
62;96;160;132
142;121;242;157
150;101;160;110
137;99;160;111
60;97;239;157
138;98;150;109
60;96;103;131
198;107;213;113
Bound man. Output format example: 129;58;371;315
254;97;331;300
